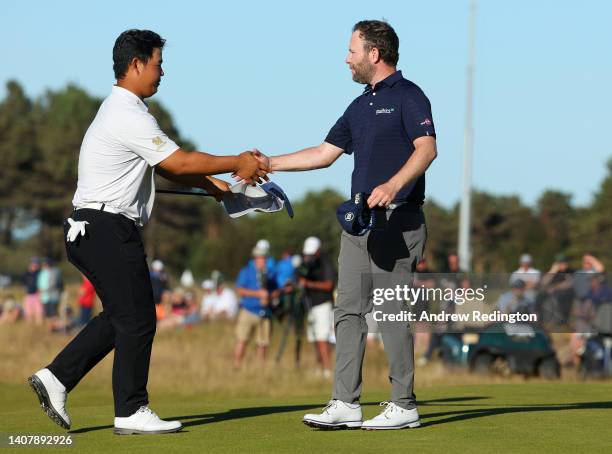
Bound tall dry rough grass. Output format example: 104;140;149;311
0;320;582;401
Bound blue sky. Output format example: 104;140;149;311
3;0;611;208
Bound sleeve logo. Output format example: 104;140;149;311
152;136;167;150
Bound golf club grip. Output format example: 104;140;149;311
155;189;216;197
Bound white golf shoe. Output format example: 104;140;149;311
114;406;182;435
362;402;421;430
28;368;71;430
303;400;363;429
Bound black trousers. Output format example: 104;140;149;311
47;209;156;417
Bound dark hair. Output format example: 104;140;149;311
113;29;165;79
352;20;399;66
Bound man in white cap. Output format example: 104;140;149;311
200;279;217;320
201;278;238;321
509;253;541;303
300;237;335;378
150;260;168;307
233;240;277;367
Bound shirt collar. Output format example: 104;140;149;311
363;70;404;93
111;85;149;112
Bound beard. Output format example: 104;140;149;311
351;57;376;85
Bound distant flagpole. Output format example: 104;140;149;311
458;0;477;272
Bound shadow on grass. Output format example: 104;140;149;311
69;396;612;433
69;398;488;433
69;404;322;434
420;401;612;427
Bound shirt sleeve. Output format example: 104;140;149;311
119;111;180;166
324;108;353;154
401;88;436;142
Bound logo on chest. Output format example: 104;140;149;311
375;107;395;115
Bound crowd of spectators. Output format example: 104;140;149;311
4;247;611;372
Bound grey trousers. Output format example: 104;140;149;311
332;208;426;410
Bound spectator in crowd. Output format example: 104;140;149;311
22;257;43;325
181;291;201;327
272;250;297;321
201;278;238;321
276;250;296;288
150;259;169;306
573;253;606;301
412;258;437;357
37;258;62;323
569;275;606;366
77;274;96;327
447;253;460;273
497;279;534;314
156;288;196;330
541;254;575;325
413;258;435;315
421;253;461;364
509;254;541;303
214;280;238;319
440;251;470;298
155;288;171;322
233;240;278;368
200;279;216;319
585;274;612;309
170;288;189;317
0;274;11;288
0;295;22;324
252;239;276;270
300;237;335;378
414;258;435;284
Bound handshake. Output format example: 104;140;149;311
233;149;271;185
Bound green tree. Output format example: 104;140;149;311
0;80;37;246
569;158;612;267
470;191;542;272
535;190;573;265
31;84;101;259
423;198;458;270
144;100;208;270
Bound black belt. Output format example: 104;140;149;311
370;201;423;230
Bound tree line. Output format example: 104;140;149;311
1;81;610;281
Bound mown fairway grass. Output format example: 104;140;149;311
2;382;611;453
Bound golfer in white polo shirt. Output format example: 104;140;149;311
27;29;267;435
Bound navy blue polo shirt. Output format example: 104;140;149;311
325;70;435;204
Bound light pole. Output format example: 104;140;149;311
458;0;477;272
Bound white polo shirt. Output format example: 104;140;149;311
72;86;180;225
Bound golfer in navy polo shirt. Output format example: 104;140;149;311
256;20;437;430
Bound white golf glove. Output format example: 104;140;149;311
66;218;89;242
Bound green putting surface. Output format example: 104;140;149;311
1;382;611;453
